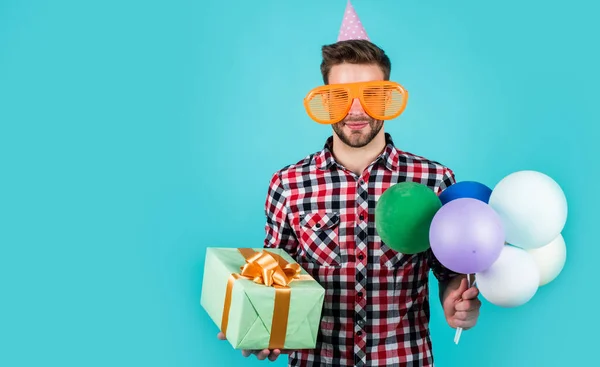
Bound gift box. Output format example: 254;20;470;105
200;247;325;350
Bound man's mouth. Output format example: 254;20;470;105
345;122;368;130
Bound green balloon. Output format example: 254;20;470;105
375;181;442;254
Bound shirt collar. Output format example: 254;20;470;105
315;133;400;172
315;137;337;170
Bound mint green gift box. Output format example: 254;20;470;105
200;247;325;350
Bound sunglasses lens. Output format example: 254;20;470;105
362;83;406;119
306;87;350;124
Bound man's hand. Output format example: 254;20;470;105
217;332;290;361
442;276;481;330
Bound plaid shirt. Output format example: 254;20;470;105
264;133;458;367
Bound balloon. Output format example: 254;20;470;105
375;181;442;254
476;245;539;307
526;234;567;286
429;198;504;274
488;170;567;249
439;181;493;205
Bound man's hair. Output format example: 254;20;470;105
320;39;391;84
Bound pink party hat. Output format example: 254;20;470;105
337;0;370;42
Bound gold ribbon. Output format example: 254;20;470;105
220;248;311;349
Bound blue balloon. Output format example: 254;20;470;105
439;181;492;205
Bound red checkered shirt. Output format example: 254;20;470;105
264;133;458;367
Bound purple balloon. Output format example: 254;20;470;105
429;198;505;274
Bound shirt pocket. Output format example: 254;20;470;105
298;211;342;268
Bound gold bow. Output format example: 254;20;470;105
238;248;304;287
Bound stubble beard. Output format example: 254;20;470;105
332;116;384;148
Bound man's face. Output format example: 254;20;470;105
328;63;385;148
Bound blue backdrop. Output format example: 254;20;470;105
1;0;598;366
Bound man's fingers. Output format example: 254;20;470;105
240;348;289;360
454;309;479;328
455;299;481;312
455;310;480;322
268;349;282;361
454;318;477;330
454;320;471;329
452;278;469;300
238;345;294;361
461;286;480;300
256;349;271;360
454;311;468;321
454;311;475;321
241;349;265;358
217;332;226;340
449;279;481;330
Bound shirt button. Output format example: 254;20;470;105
357;319;365;327
359;214;364;220
358;253;364;261
357;330;363;336
359;179;365;185
357;291;363;298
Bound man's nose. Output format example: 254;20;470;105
348;98;365;115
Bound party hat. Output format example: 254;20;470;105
337;0;370;42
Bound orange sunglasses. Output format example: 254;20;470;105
303;80;408;124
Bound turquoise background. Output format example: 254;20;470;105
1;0;598;365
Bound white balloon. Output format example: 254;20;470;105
476;245;539;307
489;170;567;249
526;234;567;286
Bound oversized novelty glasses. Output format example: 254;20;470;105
303;80;408;124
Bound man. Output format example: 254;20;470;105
218;4;481;366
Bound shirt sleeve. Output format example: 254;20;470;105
428;167;460;282
434;166;456;195
263;172;299;257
